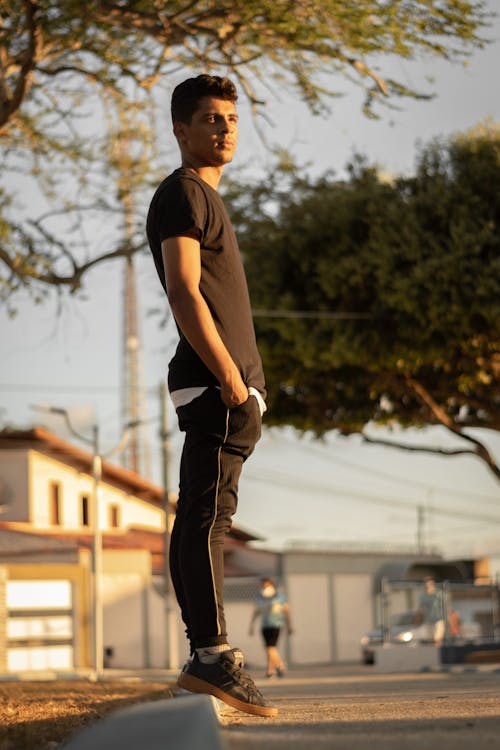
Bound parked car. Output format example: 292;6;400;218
360;610;481;665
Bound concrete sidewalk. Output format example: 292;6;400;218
218;664;500;750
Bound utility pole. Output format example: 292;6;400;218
90;424;103;681
114;113;152;479
416;504;426;555
160;382;179;670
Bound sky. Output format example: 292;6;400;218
1;3;500;560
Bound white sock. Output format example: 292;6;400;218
196;644;230;664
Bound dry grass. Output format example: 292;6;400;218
0;679;176;750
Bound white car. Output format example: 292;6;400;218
360;610;481;664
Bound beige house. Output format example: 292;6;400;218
0;427;168;672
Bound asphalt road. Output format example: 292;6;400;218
220;665;500;750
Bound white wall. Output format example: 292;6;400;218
110;491;163;532
30;452;92;528
103;571;146;668
332;574;372;661
287;574;331;664
487;557;500;580
102;551;181;670
29;451;163;532
102;550;151;668
225;601;266;669
0;451;29;521
147;585;168;669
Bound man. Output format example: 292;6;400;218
146;75;276;718
417;577;445;646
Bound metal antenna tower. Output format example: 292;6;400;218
110;106;152;478
120;191;152;478
122;254;151;476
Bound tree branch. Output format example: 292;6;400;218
361;434;474;458
361;432;500;482
0;241;146;291
405;375;455;428
347;58;389;96
399;375;500;482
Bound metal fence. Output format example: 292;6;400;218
380;577;500;645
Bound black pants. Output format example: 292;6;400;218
170;387;262;652
262;627;281;647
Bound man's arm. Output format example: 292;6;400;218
161;235;248;408
248;606;260;636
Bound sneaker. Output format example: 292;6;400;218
180;655;193;672
177;647;278;717
174;657;192;692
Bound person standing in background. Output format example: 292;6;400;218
417;577;445;645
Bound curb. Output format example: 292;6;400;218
428;665;500;674
61;693;226;750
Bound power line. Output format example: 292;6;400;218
282;435;500;503
0;383;118;393
245;466;500;526
247;469;417;514
0;382;160;394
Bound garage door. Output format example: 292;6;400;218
7;580;74;671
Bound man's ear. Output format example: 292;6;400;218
173;120;187;144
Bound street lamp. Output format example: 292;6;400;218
32;405;134;680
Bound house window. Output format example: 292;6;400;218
80;495;90;527
49;482;61;525
108;504;120;529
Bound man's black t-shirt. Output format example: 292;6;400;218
146;168;265;397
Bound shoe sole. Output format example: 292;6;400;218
178;672;278;717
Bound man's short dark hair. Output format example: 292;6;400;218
171;74;238;124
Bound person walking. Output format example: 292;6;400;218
146;74;276;718
249;578;293;677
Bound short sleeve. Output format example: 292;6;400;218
156;177;207;243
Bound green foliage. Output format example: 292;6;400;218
0;0;491;303
226;129;500;443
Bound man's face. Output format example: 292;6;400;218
174;96;238;168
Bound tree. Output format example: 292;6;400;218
0;0;491;304
227;127;500;480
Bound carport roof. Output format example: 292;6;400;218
374;557;474;592
0;526;79;556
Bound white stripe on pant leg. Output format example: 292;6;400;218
207;407;230;636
